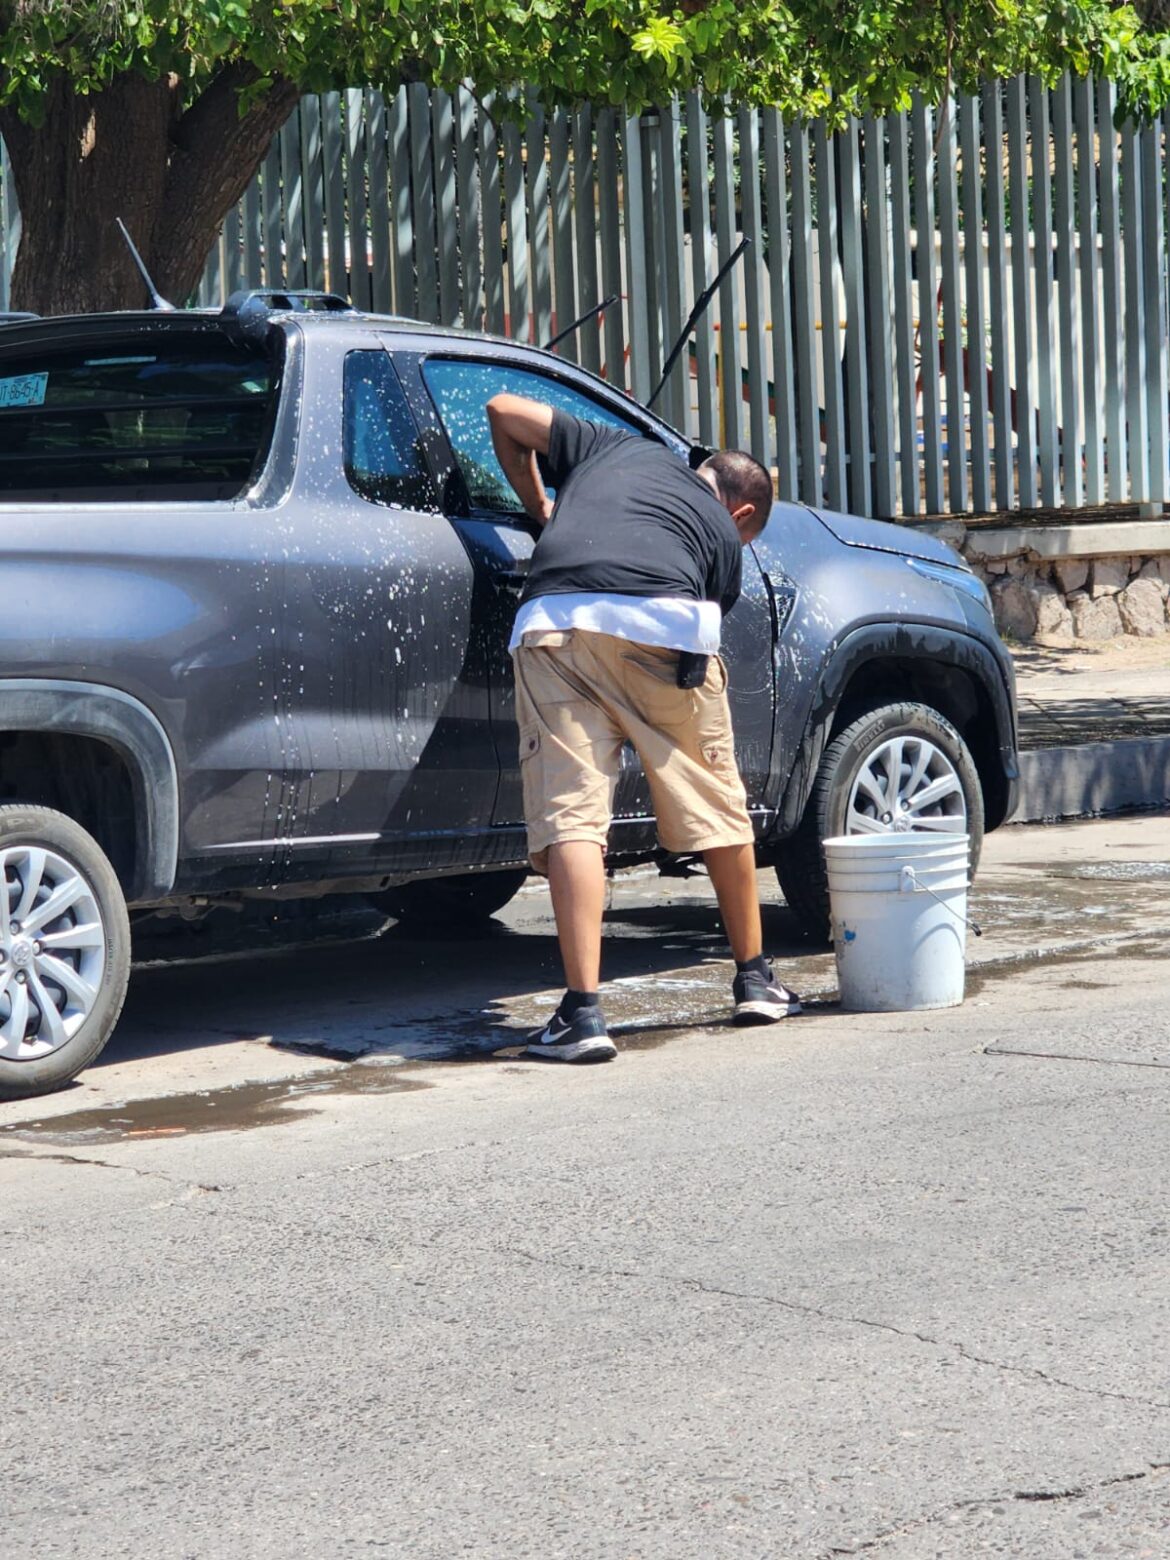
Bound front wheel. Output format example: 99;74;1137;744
774;702;984;940
0;805;131;1101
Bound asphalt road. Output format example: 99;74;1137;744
3;815;1169;1558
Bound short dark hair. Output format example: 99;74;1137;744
699;450;774;531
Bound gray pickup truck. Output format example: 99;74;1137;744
0;291;1017;1099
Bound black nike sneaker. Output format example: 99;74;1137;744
732;964;802;1025
524;1004;617;1063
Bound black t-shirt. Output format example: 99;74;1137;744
519;411;742;616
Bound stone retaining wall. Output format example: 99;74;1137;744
920;520;1170;641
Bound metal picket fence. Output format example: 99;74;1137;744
7;76;1170;520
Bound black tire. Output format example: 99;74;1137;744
774;702;984;941
0;805;131;1101
370;868;529;926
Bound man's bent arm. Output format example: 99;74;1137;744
486;394;555;524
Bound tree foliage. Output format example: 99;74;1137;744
1;0;1169;125
0;1;1168;313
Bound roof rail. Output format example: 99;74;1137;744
0;311;39;325
220;288;354;343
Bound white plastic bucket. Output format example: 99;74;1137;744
823;833;970;1012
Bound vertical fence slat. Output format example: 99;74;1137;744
959;94;991;512
642;117;665;397
765;110;799;501
344;89;370;309
242;179;263;290
738;106;770;463
815;121;846;510
1030;79;1059;507
861;115;896;517
321;93;346;298
409;83;439;322
983;83;1013;510
838;116;871;515
503;117;530;341
1120;120;1149;498
548;108;576;358
912;97;944;513
222;206;242;298
455;87;483;331
1141;119;1168;503
595;109;625;383
300;95;325;291
479;97;506;335
262;140;284;286
432;90;459;325
1007;78;1037;506
281;111;306;288
789;119;819;505
1053;75;1083;509
370;89;395;314
624;111;652;402
622;112;652;402
572;108;601;373
686;95;718;448
658;100;689;433
713;110;743;450
1074;77;1103;503
937;96;966;512
525;94;552;347
368;89;395;312
1097;79;1125;500
889;111;919;514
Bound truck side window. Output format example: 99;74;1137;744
421;358;643;514
343;351;435;511
0;335;275;501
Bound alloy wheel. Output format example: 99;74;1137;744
0;845;107;1062
845;735;968;836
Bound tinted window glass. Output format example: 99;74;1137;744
421;358;643;513
344;351;434;510
0;335;275;500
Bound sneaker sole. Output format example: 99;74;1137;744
733;998;802;1025
524;1036;618;1064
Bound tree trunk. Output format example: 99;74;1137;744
0;67;302;316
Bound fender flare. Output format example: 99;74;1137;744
772;622;1019;837
0;679;179;901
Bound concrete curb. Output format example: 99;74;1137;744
1012;735;1170;822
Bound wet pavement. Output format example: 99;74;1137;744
2;812;1167;1144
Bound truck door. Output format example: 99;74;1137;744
269;341;496;881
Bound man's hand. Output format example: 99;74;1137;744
486;394;555;524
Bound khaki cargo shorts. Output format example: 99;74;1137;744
513;627;754;875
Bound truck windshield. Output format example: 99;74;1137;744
0;333;276;501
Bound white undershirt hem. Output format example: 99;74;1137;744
509;593;721;655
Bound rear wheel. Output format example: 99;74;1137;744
370;868;529;926
774;702;983;940
0;805;131;1101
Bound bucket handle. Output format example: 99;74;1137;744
898;864;983;938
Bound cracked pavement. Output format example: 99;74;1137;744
3;813;1169;1558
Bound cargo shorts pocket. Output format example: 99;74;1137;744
619;646;696;728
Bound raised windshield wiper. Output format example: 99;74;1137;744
647;235;750;410
542;294;620;351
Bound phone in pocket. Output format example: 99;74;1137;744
675;651;710;689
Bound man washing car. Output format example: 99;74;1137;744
486;393;802;1063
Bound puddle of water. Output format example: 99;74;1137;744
1062;862;1170;883
0;1070;434;1148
